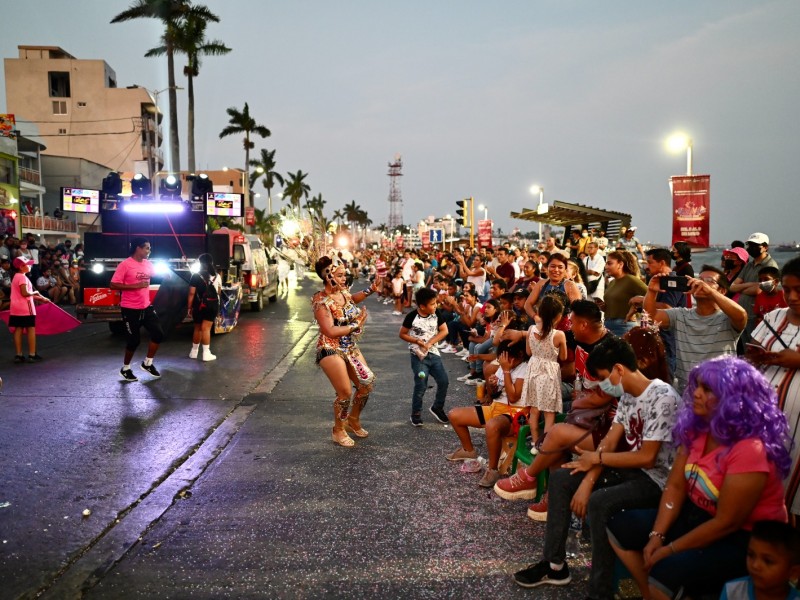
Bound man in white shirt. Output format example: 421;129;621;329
583;242;606;300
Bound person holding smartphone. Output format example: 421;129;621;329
643;265;747;393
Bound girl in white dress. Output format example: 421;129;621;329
521;294;568;447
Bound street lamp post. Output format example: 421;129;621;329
478;204;489;220
530;185;545;241
147;86;184;178
666;132;693;175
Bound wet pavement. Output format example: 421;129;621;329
2;277;598;599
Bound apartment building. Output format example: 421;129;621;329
4;45;162;177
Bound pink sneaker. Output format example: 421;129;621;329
493;469;538;500
527;492;548;521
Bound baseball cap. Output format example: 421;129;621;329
746;232;769;246
12;257;32;269
723;247;749;263
628;226;638;232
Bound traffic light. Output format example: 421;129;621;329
456;199;470;227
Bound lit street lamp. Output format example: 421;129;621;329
529;185;545;241
666;132;693;175
478;204;489;220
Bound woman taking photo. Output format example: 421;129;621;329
603;250;647;336
607;356;791;599
523;252;581;324
313;255;380;447
186;253;220;362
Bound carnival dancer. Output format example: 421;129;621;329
312;255;380;447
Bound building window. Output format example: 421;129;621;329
58;128;67;135
48;71;71;97
52;101;67;115
77;101;87;107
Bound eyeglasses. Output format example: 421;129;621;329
699;277;719;286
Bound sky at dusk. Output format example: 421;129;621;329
2;0;798;245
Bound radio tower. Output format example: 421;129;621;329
387;154;403;229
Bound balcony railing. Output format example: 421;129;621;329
21;215;77;233
19;167;41;186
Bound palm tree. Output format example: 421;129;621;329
147;8;230;173
282;170;310;214
304;193;328;239
112;0;220;174
219;103;271;210
331;209;345;226
343;200;362;225
249;148;284;214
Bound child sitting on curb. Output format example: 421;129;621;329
446;339;529;488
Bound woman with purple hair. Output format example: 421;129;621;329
606;356;792;599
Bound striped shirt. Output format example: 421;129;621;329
663;307;742;393
752;308;800;514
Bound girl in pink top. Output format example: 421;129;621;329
9;257;51;362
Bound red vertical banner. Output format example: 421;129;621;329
671;175;711;248
395;235;404;250
245;206;256;226
477;219;493;249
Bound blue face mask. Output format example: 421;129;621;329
599;372;625;397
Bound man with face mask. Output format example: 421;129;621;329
512;337;680;598
729;232;779;343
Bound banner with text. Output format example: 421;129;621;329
671;174;711;248
477;219;493;249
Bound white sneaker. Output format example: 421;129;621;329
437;342;448;349
392;310;402;316
465;377;484;387
461;355;470;362
455;349;469;357
456;373;474;382
202;352;217;362
440;345;457;354
189;349;198;359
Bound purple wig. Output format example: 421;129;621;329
674;356;792;478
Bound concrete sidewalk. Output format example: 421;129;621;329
78;294;594;599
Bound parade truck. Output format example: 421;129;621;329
76;190;278;336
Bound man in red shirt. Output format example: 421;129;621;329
110;238;165;381
487;247;516;289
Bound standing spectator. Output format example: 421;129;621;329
616;226;646;261
722;246;749;301
9;257;50;363
749;256;800;519
595;230;609;256
186;253;219;362
110;238;165;382
671;241;695;280
607;357;791;599
583;241;605;300
644;265;747;392
753;266;787;327
603;250;648;337
399;287;450;427
390;269;404;316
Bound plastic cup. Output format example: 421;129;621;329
476;380;485;401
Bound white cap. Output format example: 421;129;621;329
747;232;769;246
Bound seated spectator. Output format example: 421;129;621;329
644;265;747;392
446;340;529;489
607;356;792;600
512;259;540;293
36;267;64;304
461;298;500;385
51;259;76;304
511;337;681;598
720;520;800;600
753;265;787;326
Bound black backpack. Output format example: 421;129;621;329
197;274;219;312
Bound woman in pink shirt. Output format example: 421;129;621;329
10;257;51;363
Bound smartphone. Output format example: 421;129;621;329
659;275;690;293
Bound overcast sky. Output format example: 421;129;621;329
2;0;798;245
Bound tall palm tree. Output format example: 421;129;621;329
343;200;362;225
146;8;230;173
304;193;327;238
249;148;284;214
331;209;345;226
219;103;271;210
282;170;310;214
112;0;219;174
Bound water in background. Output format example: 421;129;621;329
688;249;799;270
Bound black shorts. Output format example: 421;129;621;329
9;314;36;328
192;307;217;324
120;305;165;349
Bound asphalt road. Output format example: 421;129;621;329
1;276;597;600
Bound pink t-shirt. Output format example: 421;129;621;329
111;257;153;309
685;433;787;530
10;272;36;316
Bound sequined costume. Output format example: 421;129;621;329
312;289;375;419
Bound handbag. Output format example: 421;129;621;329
536;401;613;455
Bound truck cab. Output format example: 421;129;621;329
210;230;278;311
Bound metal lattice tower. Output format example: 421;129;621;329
387;154;403;229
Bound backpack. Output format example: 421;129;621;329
197;274;219;312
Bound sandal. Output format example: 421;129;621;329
331;428;355;447
345;418;369;438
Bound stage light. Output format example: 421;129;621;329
131;173;152;196
122;201;185;214
91;263;105;274
159;174;182;197
102;172;122;198
152;260;170;275
190;173;213;199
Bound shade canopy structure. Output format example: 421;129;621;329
511;200;632;244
